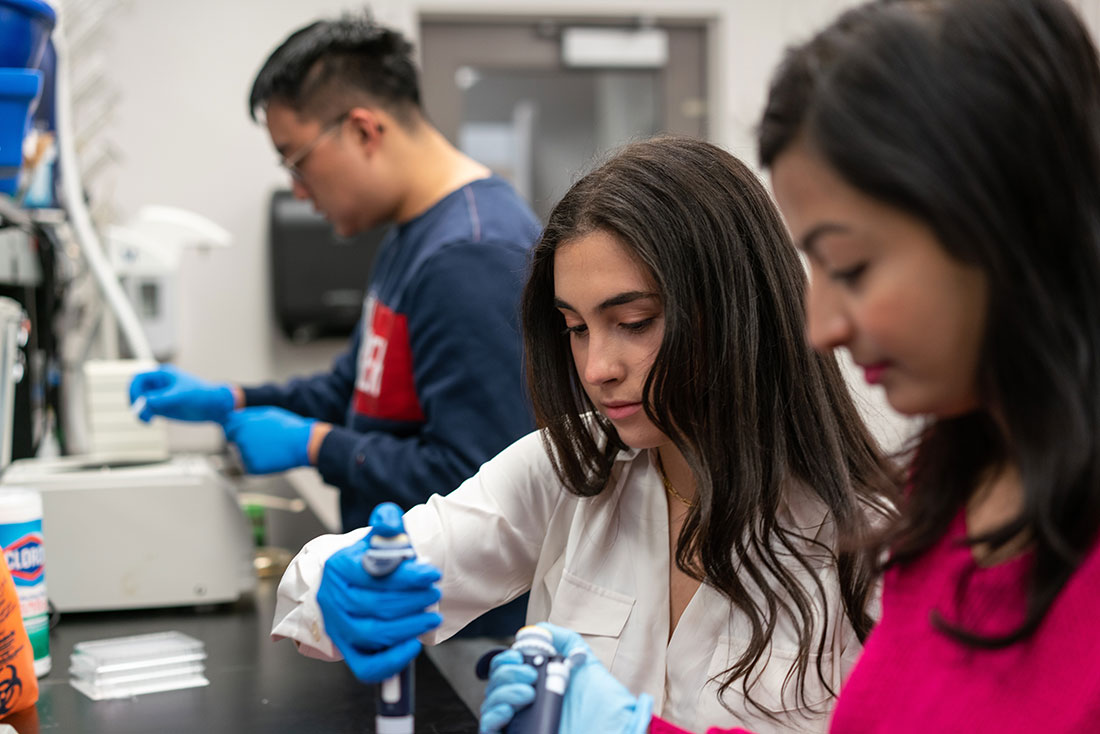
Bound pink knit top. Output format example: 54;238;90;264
652;510;1100;734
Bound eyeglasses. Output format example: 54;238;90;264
279;113;349;181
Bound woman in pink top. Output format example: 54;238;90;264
479;0;1100;732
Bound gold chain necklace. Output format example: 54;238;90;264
655;451;695;508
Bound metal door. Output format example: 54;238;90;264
421;17;708;221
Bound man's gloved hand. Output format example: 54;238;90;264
221;406;315;475
317;504;443;683
479;622;653;734
128;364;236;423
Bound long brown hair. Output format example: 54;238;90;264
522;136;899;717
759;0;1100;647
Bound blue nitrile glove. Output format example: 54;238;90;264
128;364;235;423
479;648;537;732
221;406;315;474
479;621;653;734
316;504;443;684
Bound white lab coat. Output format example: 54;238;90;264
271;429;866;733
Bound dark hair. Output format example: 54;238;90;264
522;136;899;718
759;0;1100;647
248;13;421;125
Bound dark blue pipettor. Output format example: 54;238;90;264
363;502;417;734
506;626;570;734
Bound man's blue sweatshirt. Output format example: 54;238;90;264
244;176;540;634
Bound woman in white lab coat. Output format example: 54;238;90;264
272;136;899;733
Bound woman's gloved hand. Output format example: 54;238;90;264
221;406;315;474
479;622;653;734
317;504;443;683
128;364;236;423
479;648;537;732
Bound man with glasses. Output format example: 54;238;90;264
128;14;538;635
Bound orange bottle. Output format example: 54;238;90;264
0;552;38;716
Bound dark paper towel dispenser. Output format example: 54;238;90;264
269;190;388;341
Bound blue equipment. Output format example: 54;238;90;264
0;0;56;69
0;0;56;197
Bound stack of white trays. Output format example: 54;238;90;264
82;359;170;461
69;631;209;701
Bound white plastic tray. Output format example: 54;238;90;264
68;630;209;700
70;631;205;675
70;671;209;701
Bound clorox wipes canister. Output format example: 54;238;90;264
0;488;49;676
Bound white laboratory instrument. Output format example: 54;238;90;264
107;206;231;362
0;453;254;612
0;297;27;471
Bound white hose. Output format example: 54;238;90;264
51;14;153;361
